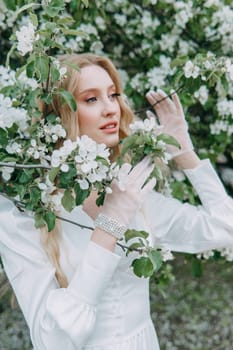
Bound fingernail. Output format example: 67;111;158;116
146;91;153;97
146;110;155;118
157;89;166;95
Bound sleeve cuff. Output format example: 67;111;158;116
183;159;227;208
67;241;121;305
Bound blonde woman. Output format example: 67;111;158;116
0;53;233;350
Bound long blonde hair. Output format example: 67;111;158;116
41;53;134;287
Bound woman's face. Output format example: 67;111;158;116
75;65;121;148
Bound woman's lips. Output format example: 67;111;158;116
100;121;118;133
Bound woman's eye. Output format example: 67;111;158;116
86;97;97;103
109;93;121;100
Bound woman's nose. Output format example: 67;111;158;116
102;98;118;117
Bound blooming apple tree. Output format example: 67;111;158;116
0;0;233;276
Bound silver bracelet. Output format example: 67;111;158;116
94;213;127;240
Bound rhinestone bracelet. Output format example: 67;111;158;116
94;213;127;240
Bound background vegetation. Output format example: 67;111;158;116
0;0;232;349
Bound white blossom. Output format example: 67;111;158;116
6;142;22;154
160;248;174;262
194;85;209;105
197;250;215;259
159;33;178;53
184;60;200;79
210;120;233;136
0;94;29;131
174;1;193;28
219;247;233;261
77;179;89;190
17;70;38;90
42;121;66;143
114;13;127;27
129;117;155;133
220;167;233;188
172;170;186;182
53;60;67;80
95;16;106;30
204;0;221;7
225;59;233;81
0;165;15;181
15;22;39;56
38;176;63;211
0;66;15;87
217;99;233;117
90;40;104;54
61;164;69;172
27;139;48;162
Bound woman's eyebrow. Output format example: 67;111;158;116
78;84;116;95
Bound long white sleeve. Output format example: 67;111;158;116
0;197;121;350
143;159;233;253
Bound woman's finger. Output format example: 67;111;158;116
141;177;156;196
171;91;184;116
128;157;153;185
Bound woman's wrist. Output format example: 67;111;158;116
173;150;201;170
91;227;118;252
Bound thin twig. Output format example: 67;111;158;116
0;193;144;253
56;215;93;231
134;85;184;115
0;162;51;170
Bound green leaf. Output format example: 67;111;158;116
29;187;41;207
124;229;149;243
126;242;144;256
61;189;75;212
26;60;35;78
132;257;154;278
58;89;77;111
148;249;163;273
74;183;90;206
18;170;34;184
61;29;88;37
0;129;8;147
12;3;38;21
5;43;16;68
44;210;56;232
2;156;17;162
58;166;77;188
34;55;49;83
50;64;60;83
192;257;203;277
81;0;89;7
3;0;17;10
48;167;59;182
120;134;138;158
96;191;106;206
44;0;65;17
15;64;27;79
170;56;187;69
157;133;180;148
29;12;38;28
57;16;74;25
34;211;46;229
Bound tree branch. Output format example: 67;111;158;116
0;162;51;170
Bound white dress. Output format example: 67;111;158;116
0;159;233;350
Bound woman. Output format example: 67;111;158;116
0;53;232;350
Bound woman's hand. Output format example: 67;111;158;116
92;157;156;250
101;157;156;227
146;89;194;158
